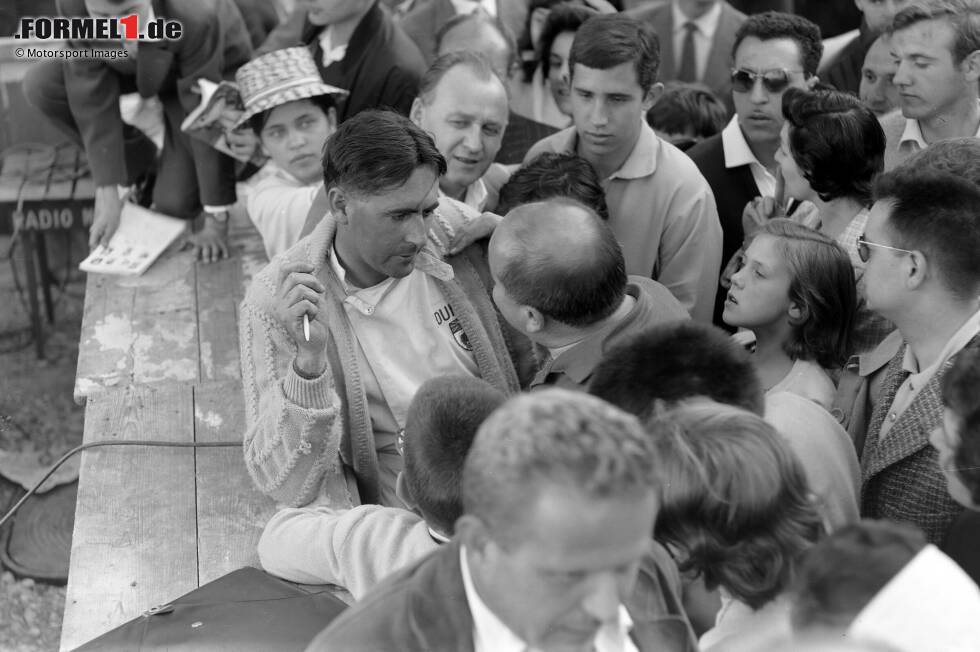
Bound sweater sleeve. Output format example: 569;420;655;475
256;504;437;600
239;276;345;507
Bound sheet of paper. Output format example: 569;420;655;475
79;203;186;276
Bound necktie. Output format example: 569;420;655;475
677;22;698;83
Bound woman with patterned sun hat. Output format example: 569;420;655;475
235;47;348;259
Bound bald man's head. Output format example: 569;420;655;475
488;199;627;330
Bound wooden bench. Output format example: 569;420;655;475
62;211;355;651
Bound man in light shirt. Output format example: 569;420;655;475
411;51;511;211
686;11;821;326
879;0;980;170
525;14;723;323
838;166;980;545
306;389;696;652
627;0;747;111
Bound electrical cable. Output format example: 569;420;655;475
0;439;240;531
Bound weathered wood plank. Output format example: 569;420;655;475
60;384;198;651
74;274;137;403
196;257;243;383
194;380;275;584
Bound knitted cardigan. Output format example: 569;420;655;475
239;209;523;507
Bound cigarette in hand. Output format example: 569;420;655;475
303;314;310;342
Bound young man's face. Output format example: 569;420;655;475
333;166;440;285
860;37;901;116
259;99;336;185
891;18;980;122
858;199;910;321
467;484;658;651
855;0;910;34
412;65;509;201
569;61;654;168
732;36;813;152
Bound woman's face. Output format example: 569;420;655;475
259;98;336;185
547;31;576;116
723;234;795;331
775;123;814;203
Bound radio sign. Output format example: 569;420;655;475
12;205;93;232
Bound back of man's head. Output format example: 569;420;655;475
403;376;507;534
732;11;824;77
461;388;658;545
491;199;626;329
322;109;446;194
496;152;609;219
569;14;660;93
589;321;765;419
434;10;517;78
890;0;980;64
791;520;927;633
872;168;980;302
899;138;980;187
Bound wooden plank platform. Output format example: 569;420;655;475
63;210;356;650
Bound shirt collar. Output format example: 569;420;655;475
450;0;496;16
901;306;980;376
671;0;723;40
428;527;451;544
318;25;349;67
899;101;980;150
459;546;636;652
552;124;659;180
722;115;765;169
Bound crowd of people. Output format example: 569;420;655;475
22;0;980;649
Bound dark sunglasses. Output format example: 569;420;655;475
730;68;800;93
856;234;915;263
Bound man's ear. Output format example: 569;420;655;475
395;473;418;511
960;48;980;83
409;97;425;127
525;306;546;334
327;186;350;224
642;82;664;113
906;250;927;290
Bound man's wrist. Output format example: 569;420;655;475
294;354;327;379
205;212;230;231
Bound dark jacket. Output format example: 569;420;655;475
257;1;426;120
56;0;252;205
686;131;759;326
822;22;877;96
306;538;697;652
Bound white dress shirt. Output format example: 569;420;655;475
897;102;980;158
450;0;497;16
671;0;723;82
721;116;777;198
459;546;639;652
317;25;349;67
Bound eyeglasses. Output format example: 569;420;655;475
857;234;915;263
730;68;803;94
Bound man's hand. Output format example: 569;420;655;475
185;214;229;264
90;185;124;249
274;261;329;377
741;195;783;241
447;212;503;255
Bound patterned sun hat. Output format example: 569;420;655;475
234;47;348;128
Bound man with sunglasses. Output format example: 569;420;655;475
833;166;980;547
879;0;980;171
687;11;822;328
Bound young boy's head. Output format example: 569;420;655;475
933;348;980;510
645;82;728;151
397;375;507;536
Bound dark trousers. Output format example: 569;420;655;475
23;60;202;218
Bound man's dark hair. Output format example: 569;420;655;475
941;348;980;506
900;138;980;187
791;520;927;631
417;50;508;104
732;12;824;77
782;87;885;205
434;10;519;75
403;376;506;534
890;0;980;64
646;82;728;143
496;152;609;219
569;14;660;93
517;0;624;80
248;94;337;137
322;109;446;195
538;3;597;80
589;321;765;419
873;168;980;301
497;199;625;327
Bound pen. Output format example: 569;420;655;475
303;314;310;342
